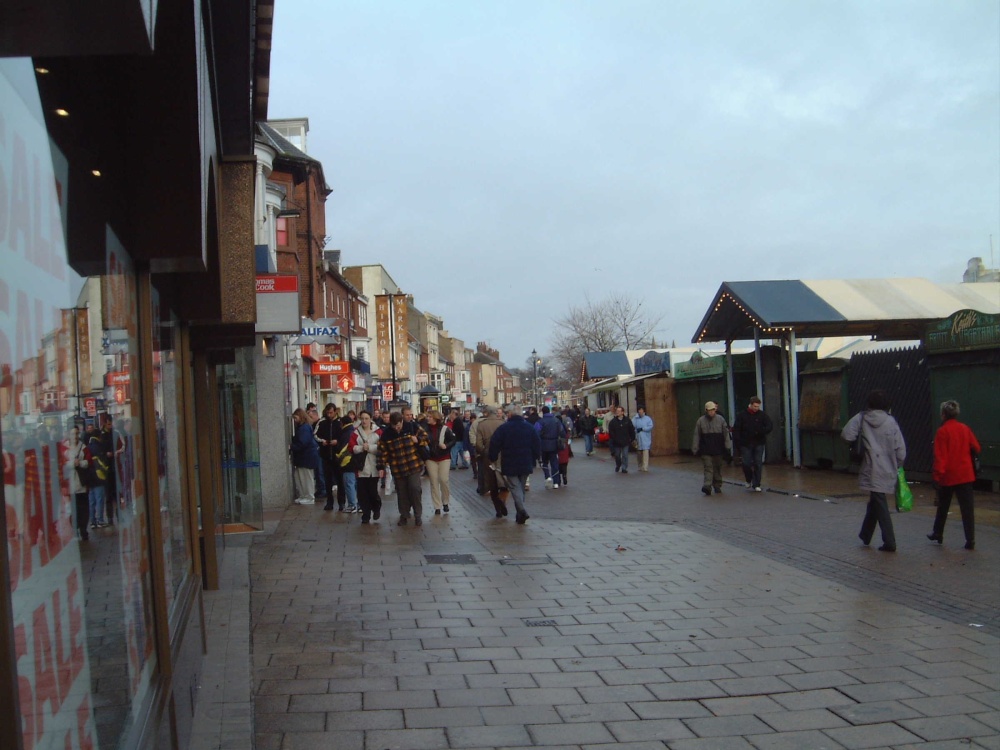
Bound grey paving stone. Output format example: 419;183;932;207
837;680;923;703
528;720;617;745
508;687;584;705
555;701;638;722
667;738;758;750
646;679;727;701
744;729;846;750
480;704;561;725
446;723;535;747
288;693;362;712
397;673;467;690
830;701;921;725
254;711;325;733
278;732;364;750
902;693;993;717
684;714;775;738
362;689;437;710
362;727;448;750
824;721;923;749
598;667;673;685
778;669;859;691
701;695;785;716
606;716;697;742
404;706;486;728
466;672;538;689
898;714;997;742
578;683;659;703
436;687;512;707
714;675;796;696
759;708;850;732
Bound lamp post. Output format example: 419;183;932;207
531;349;538;409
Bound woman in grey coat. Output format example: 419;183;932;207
841;390;907;552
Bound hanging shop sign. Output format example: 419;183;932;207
311;360;349;375
926;310;1000;354
254;275;300;334
293;317;340;345
338;374;356;392
634;350;671;375
375;294;410;380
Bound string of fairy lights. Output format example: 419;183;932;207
695;291;794;343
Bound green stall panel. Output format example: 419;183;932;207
929;362;1000;482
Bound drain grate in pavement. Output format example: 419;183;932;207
424;554;477;565
523;618;557;627
500;556;553;566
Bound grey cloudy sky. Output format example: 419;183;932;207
268;0;1000;369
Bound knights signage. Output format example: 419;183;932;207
293;317;341;345
926;310;1000;354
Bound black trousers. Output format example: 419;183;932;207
932;483;975;544
859;491;896;548
322;458;344;508
74;491;89;540
356;476;382;521
480;455;504;515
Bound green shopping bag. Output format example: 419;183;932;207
895;467;913;512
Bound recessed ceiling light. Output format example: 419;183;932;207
35;67;50;74
55;108;69;117
91;170;102;177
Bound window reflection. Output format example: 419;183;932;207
2;59;157;750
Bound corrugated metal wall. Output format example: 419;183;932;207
848;346;932;474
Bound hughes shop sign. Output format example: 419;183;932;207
293;318;341;345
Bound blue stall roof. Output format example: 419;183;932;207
693;278;1000;344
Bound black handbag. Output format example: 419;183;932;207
971;449;981;478
849;415;867;464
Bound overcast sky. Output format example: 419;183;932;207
267;0;1000;369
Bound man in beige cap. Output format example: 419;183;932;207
692;401;732;496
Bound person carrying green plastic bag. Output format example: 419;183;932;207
895;467;913;512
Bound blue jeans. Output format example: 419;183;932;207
314;464;326;496
88;485;106;525
450;443;468;468
583;433;593;454
343;471;358;508
541;451;561;486
739;444;766;488
504;474;529;518
611;444;629;471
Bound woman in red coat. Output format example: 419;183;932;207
927;400;980;550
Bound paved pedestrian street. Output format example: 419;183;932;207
247;455;999;750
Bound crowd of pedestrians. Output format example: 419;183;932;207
288;392;983;553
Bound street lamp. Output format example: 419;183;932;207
531;349;539;409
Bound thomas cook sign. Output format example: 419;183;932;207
293;318;341;345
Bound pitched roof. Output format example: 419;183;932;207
693;278;1000;343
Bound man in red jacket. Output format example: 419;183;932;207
928;399;981;550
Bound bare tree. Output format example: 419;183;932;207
550;293;664;381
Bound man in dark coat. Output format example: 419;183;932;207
606;406;636;473
731;396;773;492
489;405;541;524
692;401;732;495
537;406;567;488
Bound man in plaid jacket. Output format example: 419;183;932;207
377;411;430;526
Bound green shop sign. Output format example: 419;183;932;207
673;352;725;380
926;310;1000;354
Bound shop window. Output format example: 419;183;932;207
276;217;289;246
2;59;158;750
